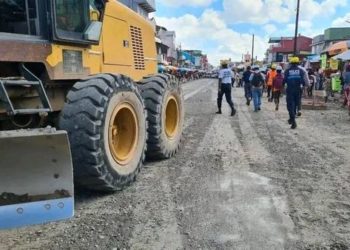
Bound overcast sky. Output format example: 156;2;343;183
155;0;350;65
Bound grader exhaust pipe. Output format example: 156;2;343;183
0;128;74;229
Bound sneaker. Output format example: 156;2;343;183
291;122;297;129
275;105;279;111
288;119;292;125
231;109;236;116
297;112;302;117
258;107;261;111
246;100;250;106
216;110;222;114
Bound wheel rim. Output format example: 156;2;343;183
108;102;138;166
165;95;179;139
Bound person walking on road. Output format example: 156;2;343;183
307;69;316;97
243;66;252;106
342;64;350;111
217;62;236;116
272;66;284;111
250;66;265;112
266;64;277;101
296;64;310;117
284;57;307;129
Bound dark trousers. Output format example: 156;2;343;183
273;90;281;105
307;84;314;97
297;88;303;112
286;90;300;122
217;84;234;110
244;82;252;101
344;86;350;106
267;86;272;98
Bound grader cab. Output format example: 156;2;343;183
0;0;184;229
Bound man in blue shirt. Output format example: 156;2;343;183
243;66;252;105
249;66;265;112
217;62;236;116
284;57;307;129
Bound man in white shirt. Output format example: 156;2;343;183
217;62;236;116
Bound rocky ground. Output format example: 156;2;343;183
1;79;350;250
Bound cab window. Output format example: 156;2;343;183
55;0;88;33
54;0;90;41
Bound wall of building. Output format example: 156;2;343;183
119;0;154;17
272;37;312;54
158;29;177;62
324;28;350;41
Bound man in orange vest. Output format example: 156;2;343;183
266;64;277;101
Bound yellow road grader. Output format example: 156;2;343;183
0;0;184;228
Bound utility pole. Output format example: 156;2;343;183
251;34;255;66
293;0;301;56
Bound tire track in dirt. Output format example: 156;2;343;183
169;83;296;249
230;93;299;249
233;88;350;249
119;80;221;249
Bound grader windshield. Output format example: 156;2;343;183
55;0;89;33
54;0;90;42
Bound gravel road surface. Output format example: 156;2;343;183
1;79;350;250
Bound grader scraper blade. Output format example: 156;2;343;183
0;128;74;229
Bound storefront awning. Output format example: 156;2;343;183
333;50;350;61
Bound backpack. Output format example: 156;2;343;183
243;71;251;82
273;74;284;90
251;73;263;87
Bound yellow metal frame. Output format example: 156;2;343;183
165;95;179;139
45;1;157;81
108;102;139;166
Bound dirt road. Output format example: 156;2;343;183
1;79;350;249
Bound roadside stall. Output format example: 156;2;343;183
302;54;328;110
327;41;350;93
306;55;321;71
333;49;350;115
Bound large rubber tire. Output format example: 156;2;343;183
139;74;184;159
59;74;147;192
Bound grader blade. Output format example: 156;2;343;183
0;128;74;229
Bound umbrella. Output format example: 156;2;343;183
333;50;350;61
327;40;350;56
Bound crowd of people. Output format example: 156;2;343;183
216;57;350;129
158;65;207;83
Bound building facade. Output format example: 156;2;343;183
311;34;325;55
155;37;169;64
311;28;350;56
266;36;312;63
119;0;156;17
157;26;177;65
177;50;208;69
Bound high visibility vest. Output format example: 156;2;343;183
267;70;277;86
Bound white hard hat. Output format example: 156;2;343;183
276;66;283;71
